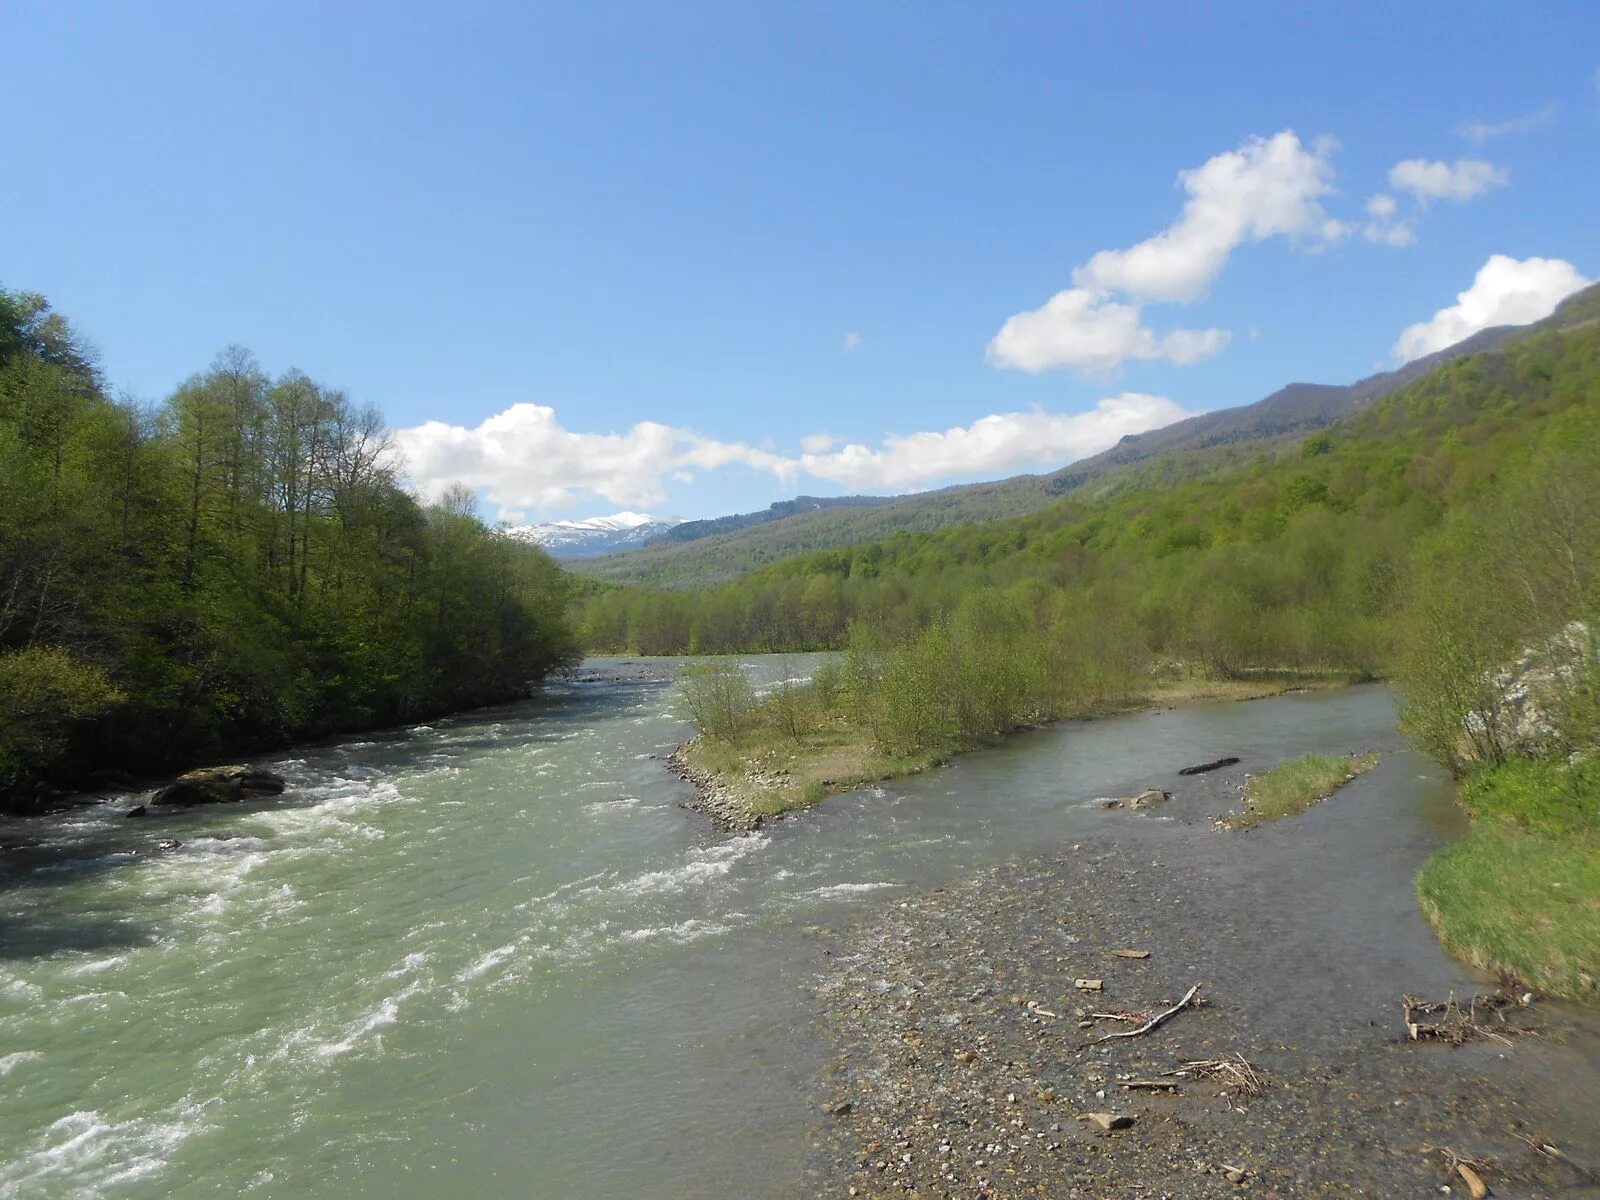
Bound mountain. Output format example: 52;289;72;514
654;494;901;545
503;512;684;559
572;283;1600;586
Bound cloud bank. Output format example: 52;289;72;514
396;394;1191;517
394;404;796;512
1392;254;1591;362
988;131;1344;375
798;394;1191;489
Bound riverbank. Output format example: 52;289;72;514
673;673;1351;833
805;774;1600;1198
1417;758;1600;1000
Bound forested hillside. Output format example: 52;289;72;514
579;315;1600;678
0;287;579;810
575;284;1600;588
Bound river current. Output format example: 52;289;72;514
1;660;1482;1197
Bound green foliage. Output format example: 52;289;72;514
678;662;756;743
0;285;579;806
1417;760;1600;997
0;647;125;790
1223;752;1380;830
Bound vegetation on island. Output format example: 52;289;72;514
0;286;579;810
676;593;1348;824
1220;752;1381;831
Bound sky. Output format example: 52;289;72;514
4;1;1598;523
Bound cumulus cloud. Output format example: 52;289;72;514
990;131;1342;375
1073;131;1344;303
799;393;1191;490
1362;193;1417;247
1392;254;1591;362
985;288;1230;374
1458;105;1557;143
394;403;796;512
1388;158;1508;203
801;433;837;453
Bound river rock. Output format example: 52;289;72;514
124;804;147;819
1102;788;1169;810
1084;1112;1134;1131
152;766;287;806
1465;620;1594;759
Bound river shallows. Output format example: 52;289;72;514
2;662;1483;1197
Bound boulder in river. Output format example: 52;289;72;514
152;766;287;806
1102;788;1169;810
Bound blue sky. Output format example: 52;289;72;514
4;1;1597;522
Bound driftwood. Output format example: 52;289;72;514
1403;991;1526;1046
1090;984;1201;1043
1119;1078;1180;1091
1178;756;1240;776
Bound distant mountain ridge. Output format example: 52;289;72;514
503;512;684;559
654;494;900;545
572;283;1600;585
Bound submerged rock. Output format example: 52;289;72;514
1102;788;1170;811
152;766;287;807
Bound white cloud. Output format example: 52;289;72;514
1073;131;1344;303
843;331;862;351
1392;254;1591;362
1361;192;1417;247
799;393;1191;489
990;131;1341;375
1458;104;1557;143
397;391;1204;518
1388;158;1508;203
985;287;1230;374
394;403;796;512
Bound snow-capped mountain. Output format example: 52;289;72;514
502;511;684;559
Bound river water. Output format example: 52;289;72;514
0;661;1520;1197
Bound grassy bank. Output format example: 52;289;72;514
1417;759;1599;999
1221;751;1380;830
677;658;1351;828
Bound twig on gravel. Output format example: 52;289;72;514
1090;983;1201;1043
1516;1133;1600;1184
1090;1010;1152;1024
1161;1056;1268;1097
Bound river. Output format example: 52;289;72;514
0;659;1551;1197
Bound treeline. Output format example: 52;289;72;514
0;287;578;809
580;321;1600;692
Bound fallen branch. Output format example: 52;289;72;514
1402;992;1527;1047
1119;1078;1180;1091
1091;984;1201;1043
1179;756;1240;776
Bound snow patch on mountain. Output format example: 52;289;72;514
502;512;684;559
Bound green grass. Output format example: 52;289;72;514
1417;759;1600;999
1222;752;1380;830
